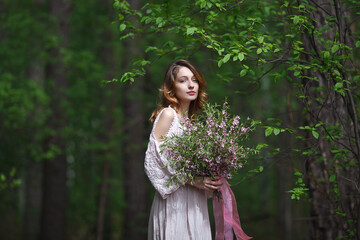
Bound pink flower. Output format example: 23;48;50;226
241;127;249;134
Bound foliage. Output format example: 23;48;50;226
0;168;21;192
0;0;49;191
287;171;308;200
115;0;360;238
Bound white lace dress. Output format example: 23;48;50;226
144;106;212;240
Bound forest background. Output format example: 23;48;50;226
1;0;359;239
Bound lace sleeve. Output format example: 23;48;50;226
144;107;184;199
144;138;182;199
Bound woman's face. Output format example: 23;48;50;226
174;66;199;105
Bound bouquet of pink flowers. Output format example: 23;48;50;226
162;102;256;240
162;102;257;185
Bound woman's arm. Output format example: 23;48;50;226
144;108;181;199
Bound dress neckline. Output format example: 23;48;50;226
168;105;188;121
167;106;182;121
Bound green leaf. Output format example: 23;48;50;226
356;41;360;48
293;16;299;24
119;23;126;32
155;17;163;24
119;32;134;40
274;128;280;135
324;51;330;59
186;27;197;35
144;17;152;24
333;70;340;76
10;168;16;177
256;143;268;150
265;127;273;137
258;36;264;43
217;48;224;56
288;65;297;71
12;179;21;186
133;59;150;66
335;82;343;89
145;46;157;53
240;69;247;77
312;130;319;139
223;54;231;63
238;53;245;61
329;174;336;182
118;14;124;21
218;59;223;68
315;122;324;127
257;48;263;54
331;45;339;53
335;209;346;217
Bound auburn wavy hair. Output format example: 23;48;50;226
150;59;208;123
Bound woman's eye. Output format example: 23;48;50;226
192;79;198;82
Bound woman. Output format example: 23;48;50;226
144;59;222;239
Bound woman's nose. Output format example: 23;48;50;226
188;81;194;88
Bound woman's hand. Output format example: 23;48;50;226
187;177;223;191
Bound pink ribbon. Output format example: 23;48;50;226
213;178;252;240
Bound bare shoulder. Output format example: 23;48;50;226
159;108;175;121
154;108;175;142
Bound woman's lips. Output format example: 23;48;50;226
187;91;196;95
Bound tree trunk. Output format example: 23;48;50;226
276;82;294;240
23;160;42;240
40;0;71;239
23;1;46;239
96;159;111;240
23;60;44;240
96;1;117;238
122;84;148;240
300;0;360;238
121;1;148;239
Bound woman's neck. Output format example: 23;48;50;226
178;102;190;119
